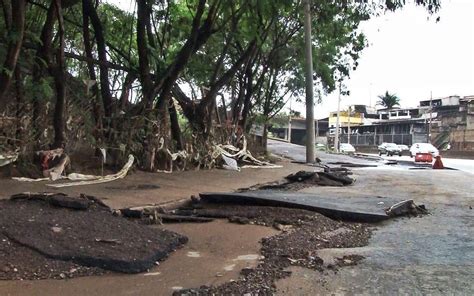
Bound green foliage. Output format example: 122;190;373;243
377;91;400;109
0;0;442;157
269;112;291;128
25;76;54;102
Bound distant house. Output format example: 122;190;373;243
329;104;428;147
271;95;474;154
331;96;473;152
429;96;474;152
270;117;329;145
328;110;364;129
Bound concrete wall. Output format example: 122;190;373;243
328;112;363;127
450;129;474;151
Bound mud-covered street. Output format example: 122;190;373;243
1;0;473;294
0;140;472;295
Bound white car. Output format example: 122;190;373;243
409;143;439;158
378;142;402;156
340;143;356;154
398;144;409;151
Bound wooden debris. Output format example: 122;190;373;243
158;214;213;223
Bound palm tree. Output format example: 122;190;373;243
377;91;400;109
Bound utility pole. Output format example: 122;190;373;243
335;81;342;152
316;119;319;139
288;114;292;142
303;0;315;163
347;106;351;144
288;97;292;142
429;91;433;143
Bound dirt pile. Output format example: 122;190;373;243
0;193;187;280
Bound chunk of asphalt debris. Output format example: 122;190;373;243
1;196;188;273
285;170;354;186
49;195;91;210
285;171;316;182
385;200;428;217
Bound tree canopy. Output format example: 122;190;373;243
0;0;441;169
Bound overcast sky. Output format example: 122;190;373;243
108;0;473;119
310;0;474;118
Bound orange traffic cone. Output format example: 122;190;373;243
433;155;444;169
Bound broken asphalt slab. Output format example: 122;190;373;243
0;196;187;274
200;191;410;223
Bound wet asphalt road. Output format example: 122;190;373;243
268;138;474;174
268;139;474;295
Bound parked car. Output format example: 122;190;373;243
398;144;409;151
397;144;410;155
409;143;439;157
315;143;326;151
377;142;389;153
340;143;356;154
378;142;402;156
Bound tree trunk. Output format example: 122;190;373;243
52;0;66;148
81;6;102;134
32;1;56;146
155;0;209;111
240;67;254;130
14;67;24;145
0;0;12;29
231;76;245;125
119;73;135;110
0;0;26;103
82;0;113;118
168;99;183;150
136;0;154;109
262;123;268;150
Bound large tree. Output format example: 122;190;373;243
0;0;442;168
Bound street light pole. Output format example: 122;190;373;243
303;0;315;163
429;91;433;143
347;106;351;144
335;81;341;152
288;98;292;142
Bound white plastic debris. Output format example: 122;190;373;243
222;154;240;171
0;153;19;167
13;155;135;187
47;154;135;188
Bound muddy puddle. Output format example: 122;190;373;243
0;220;277;296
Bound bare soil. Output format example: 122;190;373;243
0;197;187;280
174;204;372;295
0;161;308;210
1;161;373;295
0;233;105;280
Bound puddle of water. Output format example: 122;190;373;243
223;264;236;271
233;254;262;261
187;251;201;258
171;286;184;290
